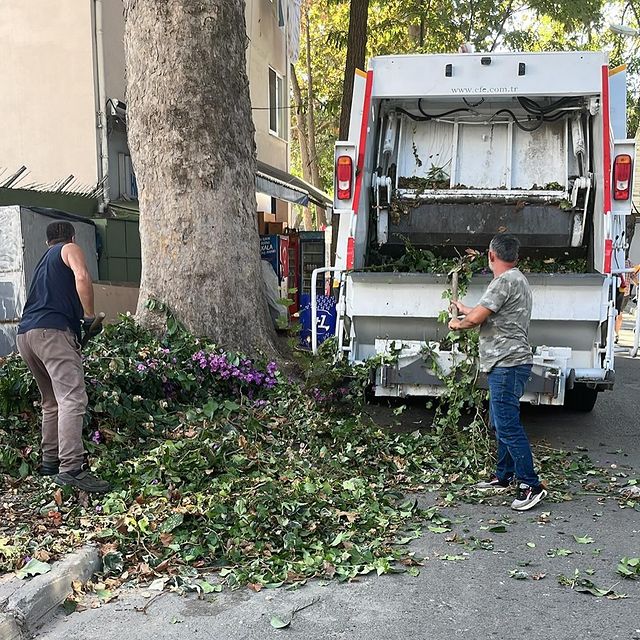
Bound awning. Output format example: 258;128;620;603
256;161;332;209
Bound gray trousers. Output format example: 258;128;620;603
17;328;88;473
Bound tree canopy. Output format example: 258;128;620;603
292;0;640;197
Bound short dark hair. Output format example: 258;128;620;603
46;221;75;245
490;234;520;263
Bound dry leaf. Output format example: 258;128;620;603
532;572;546;581
247;582;263;592
47;511;62;527
53;489;63;506
323;561;336;578
34;549;51;562
159;533;174;547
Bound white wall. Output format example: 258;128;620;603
246;0;289;171
0;0;99;190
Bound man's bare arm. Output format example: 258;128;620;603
61;243;95;317
449;305;492;330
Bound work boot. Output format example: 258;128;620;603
38;453;90;478
54;469;111;494
38;460;60;476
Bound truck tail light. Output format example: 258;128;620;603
613;154;632;200
336;155;353;200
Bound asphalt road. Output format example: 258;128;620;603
37;354;640;640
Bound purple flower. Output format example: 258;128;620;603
137;364;147;372
95;505;103;513
91;430;102;444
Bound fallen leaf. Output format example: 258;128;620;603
270;615;291;629
16;558;51;580
34;549;51;562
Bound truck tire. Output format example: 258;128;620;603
564;384;598;412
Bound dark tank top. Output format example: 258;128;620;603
18;243;83;340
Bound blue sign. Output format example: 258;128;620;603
299;293;337;349
260;235;279;278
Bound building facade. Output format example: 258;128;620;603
0;0;300;212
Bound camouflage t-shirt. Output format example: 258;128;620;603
477;268;533;372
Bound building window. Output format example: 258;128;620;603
269;67;286;140
269;0;285;27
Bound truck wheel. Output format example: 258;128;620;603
564;384;598;412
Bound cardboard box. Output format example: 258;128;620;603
257;211;276;235
267;221;285;235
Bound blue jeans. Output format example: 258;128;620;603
487;364;540;488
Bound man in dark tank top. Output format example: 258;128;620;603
17;221;110;493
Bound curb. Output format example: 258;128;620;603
1;545;101;639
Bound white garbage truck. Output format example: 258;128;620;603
319;51;635;411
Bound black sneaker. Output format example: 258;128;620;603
511;483;548;511
54;470;111;494
474;475;513;490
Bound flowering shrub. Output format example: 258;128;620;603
0;315;282;476
191;350;278;395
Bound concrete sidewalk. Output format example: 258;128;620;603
0;546;100;639
35;494;639;640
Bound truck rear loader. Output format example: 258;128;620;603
321;51;635;412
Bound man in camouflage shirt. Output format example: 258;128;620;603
449;234;547;511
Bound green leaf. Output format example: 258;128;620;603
488;525;507;533
526;542;536;548
427;525;450;534
407;567;420;577
202;398;219;419
160;513;184;533
15;558;51;579
509;569;528;580
573;535;594;544
195;579;222;594
270;615;291;629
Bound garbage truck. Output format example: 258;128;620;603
320;51;635;411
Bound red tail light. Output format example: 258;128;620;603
336;155;353;200
613;154;632;200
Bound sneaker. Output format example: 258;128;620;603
474;475;513;490
54;470;111;494
511;483;548;511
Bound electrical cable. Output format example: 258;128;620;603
491;109;545;132
417;98;474;119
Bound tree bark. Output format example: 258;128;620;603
123;0;276;355
304;8;326;228
291;65;314;231
338;0;369;141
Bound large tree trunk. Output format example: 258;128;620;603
124;0;276;355
338;0;369;141
291;65;314;231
